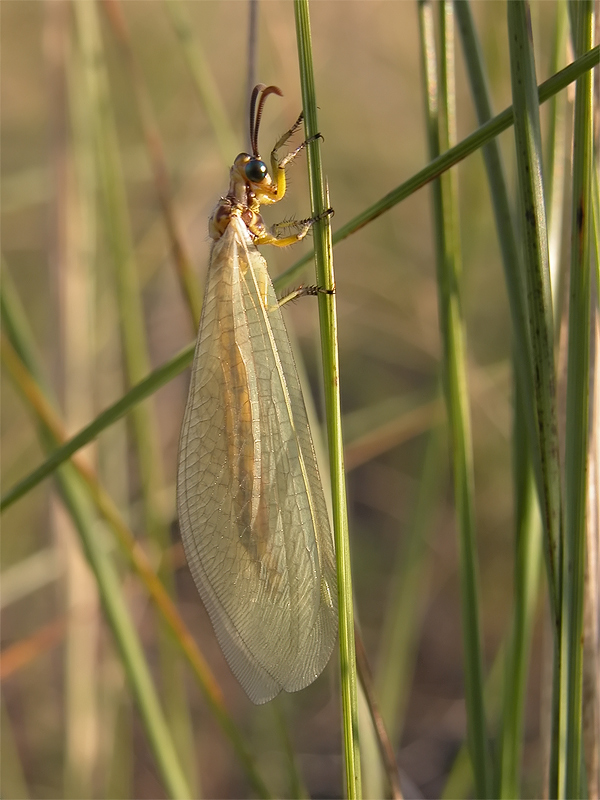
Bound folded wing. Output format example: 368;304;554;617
177;216;337;704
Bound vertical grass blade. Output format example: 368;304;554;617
545;0;569;316
500;380;542;799
561;1;594;796
375;420;446;745
418;2;491;795
294;3;361;797
507;0;563;625
453;3;547;793
506;3;565;793
583;319;600;800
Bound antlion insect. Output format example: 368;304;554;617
177;85;338;704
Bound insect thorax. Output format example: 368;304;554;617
209;197;267;242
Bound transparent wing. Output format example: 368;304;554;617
177;216;337;704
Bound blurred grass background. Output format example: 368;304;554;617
1;1;597;798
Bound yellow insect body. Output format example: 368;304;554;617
177;86;337;704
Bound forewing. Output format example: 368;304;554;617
177;217;337;703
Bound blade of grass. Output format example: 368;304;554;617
453;3;549;794
354;631;402;799
374;420;445;746
508;0;563;618
507;3;565;794
54;2;102;791
499;378;543;798
545;0;569;320
78;0;173;569
566;0;600;317
441;641;507;798
367;420;445;800
0;264;193;511
419;2;491;795
582;318;600;800
561;1;594;796
294;3;361;798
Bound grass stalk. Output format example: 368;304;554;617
453;3;549;794
545;0;569;317
441;642;508;798
294;2;361;797
507;2;566;794
374;419;445;746
499;381;542;798
418;2;490;795
507;0;563;627
560;1;594;796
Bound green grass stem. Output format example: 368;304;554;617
294;3;361;797
454;4;549;794
418;3;490;795
560;1;594;796
507;3;566;793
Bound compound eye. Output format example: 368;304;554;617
245;159;268;183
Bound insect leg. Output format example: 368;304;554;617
254;208;333;248
277;284;335;308
271;111;304;157
269;107;323;202
278;133;323;170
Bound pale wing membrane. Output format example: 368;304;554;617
177;216;337;704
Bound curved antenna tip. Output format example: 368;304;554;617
250;84;284;156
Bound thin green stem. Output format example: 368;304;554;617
560;1;594;796
507;3;565;794
453;4;547;794
419;2;490;795
294;3;361;798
